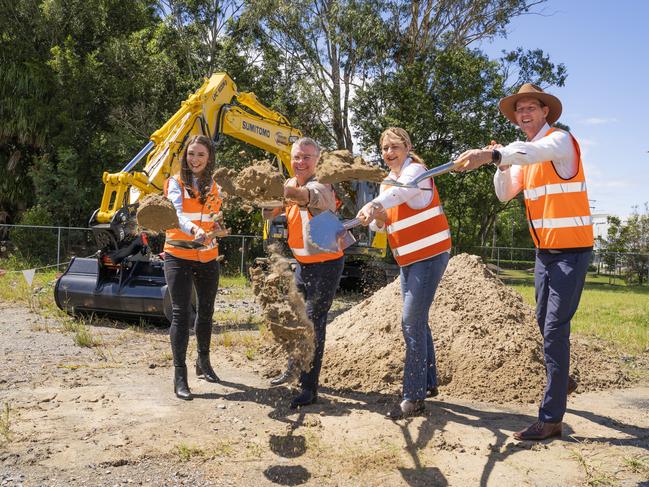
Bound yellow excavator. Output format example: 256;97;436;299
54;73;392;323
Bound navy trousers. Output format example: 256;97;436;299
534;250;591;423
294;256;345;393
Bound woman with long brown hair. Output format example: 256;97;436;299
163;134;224;400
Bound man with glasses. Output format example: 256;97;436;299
264;137;344;409
453;83;593;441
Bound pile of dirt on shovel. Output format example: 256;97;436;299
250;245;315;382
136;194;179;232
319;253;629;404
317;150;387;184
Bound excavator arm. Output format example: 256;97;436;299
94;73;301;225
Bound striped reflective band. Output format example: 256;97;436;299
393;229;451;257
386;206;444;234
530;215;593;229
523;182;587;201
183;212;213;222
292;248;311;256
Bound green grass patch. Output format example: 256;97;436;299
501;270;649;354
175;443;205;461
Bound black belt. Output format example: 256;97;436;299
537;246;593;255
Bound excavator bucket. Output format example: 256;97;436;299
54;256;172;324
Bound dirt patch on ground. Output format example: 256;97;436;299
320;253;629;403
1;285;648;486
136;194;178;232
317;150;386;184
250;245;315;381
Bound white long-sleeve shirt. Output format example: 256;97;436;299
494;123;578;202
369;158;433;232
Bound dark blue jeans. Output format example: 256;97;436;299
164;254;220;367
400;252;449;401
534;250;591;422
294;256;345;392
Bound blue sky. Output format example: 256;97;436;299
478;0;648;223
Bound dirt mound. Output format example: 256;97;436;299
214;161;284;210
317;150;386;184
320;253;628;403
136;194;178;232
250;245;315;382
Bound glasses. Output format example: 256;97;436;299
514;105;543;114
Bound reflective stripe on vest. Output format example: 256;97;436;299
392;229;452;257
382;167;452;267
163;176;222;262
530;215;593;229
523;181;587;201
522;128;594;250
286;205;344;263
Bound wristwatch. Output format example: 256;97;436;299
491;149;502;167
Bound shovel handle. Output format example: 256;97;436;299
342;217;362;230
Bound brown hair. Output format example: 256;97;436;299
179;135;215;204
379;127;425;165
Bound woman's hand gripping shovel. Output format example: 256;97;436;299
306;211;361;253
166;212;231;249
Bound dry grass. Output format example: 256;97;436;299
0;403;12;444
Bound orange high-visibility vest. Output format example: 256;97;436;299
382;166;452;267
522;128;594;250
286;195;344;264
163;176;222;262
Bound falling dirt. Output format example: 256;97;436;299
136;194;178;232
317;150;387;184
250;245;315;381
212;167;238;196
320;253;629;403
213;160;285;210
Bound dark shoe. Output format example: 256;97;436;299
289;389;317;409
196;353;220;383
386;400;425;420
174;366;193;401
567;376;578;395
513;421;562;441
427;387;439;398
270;369;291;386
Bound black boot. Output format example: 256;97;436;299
174;366;193;400
196;353;220;383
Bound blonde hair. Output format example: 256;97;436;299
379;127;425;165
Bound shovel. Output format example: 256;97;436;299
306;210;360;253
380;160;462;190
166;227;229;250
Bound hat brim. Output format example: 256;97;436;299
499;92;562;125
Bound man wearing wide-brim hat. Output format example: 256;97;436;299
453;83;594;441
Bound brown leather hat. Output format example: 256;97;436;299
499;83;562;125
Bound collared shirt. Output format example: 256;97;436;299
166;176;199;236
494;123;578;202
285;176;337;216
370;157;434;232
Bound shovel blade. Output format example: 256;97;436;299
306;210;345;253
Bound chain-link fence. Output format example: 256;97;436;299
466;246;649;285
0;224;264;276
